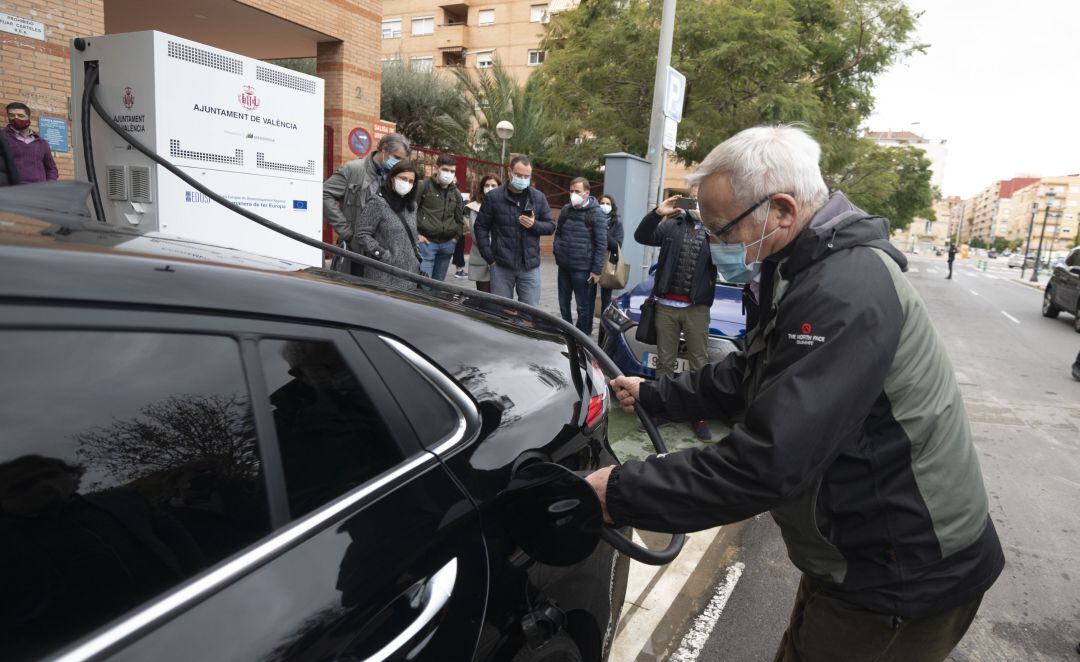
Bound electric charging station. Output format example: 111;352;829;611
71;31;324;266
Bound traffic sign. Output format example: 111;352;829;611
663;116;678;151
348;127;373;157
663;66;685;122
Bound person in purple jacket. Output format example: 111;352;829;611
4;103;58;185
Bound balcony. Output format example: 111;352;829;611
437;23;466;51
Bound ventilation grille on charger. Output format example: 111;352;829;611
130;166;152;203
256;152;316;176
170;140;243;166
106;165;128;201
167;41;243;75
256;65;316;94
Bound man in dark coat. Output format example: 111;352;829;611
0;125;19;186
553;177;606;334
474;155;555;306
947;241;958;279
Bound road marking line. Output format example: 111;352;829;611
1001;311;1020;324
670;562;746;662
985;274;1000;280
969;289;979;296
927;268;938;274
909;267;919;273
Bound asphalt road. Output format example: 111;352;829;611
663;255;1080;662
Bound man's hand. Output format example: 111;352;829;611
518;214;535;229
418;234;430;244
655;195;681;218
586;465;616;524
609;376;645;414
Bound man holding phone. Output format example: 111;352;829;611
633;187;717;440
474;155;555;306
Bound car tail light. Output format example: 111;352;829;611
585;359;608;429
586;394;605;428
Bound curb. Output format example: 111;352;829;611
1010;278;1046;292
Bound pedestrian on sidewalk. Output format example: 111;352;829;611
588;125;1003;662
416;154;465;282
3;103;58;184
323;132;410;275
597;194;625;314
466;173;501;293
354;160;421;291
634;188;717;441
554;177;606;334
947;241;958;279
474;155;555;306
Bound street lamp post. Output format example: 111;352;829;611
1020;201;1038;280
1031;191;1057;283
495;120;514;165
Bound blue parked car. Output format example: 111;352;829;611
598;274;746;379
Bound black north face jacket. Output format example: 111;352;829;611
606;192;1004;619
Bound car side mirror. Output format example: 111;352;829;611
1070;266;1080;276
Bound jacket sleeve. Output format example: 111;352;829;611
322;166;353;241
454;190;465;241
532;193;556;236
608;216;624;252
638;349;748;422
354;199;385;258
590;208;608;274
607;252;904;533
633;210;670;246
475;198;495;264
43;146;58;182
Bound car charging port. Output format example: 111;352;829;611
521;600;567;650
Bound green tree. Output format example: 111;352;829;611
535;0;924;180
827;139;935;230
379;61;472;152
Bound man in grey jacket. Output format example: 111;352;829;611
322;133;410;272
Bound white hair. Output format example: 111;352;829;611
687;125;829;221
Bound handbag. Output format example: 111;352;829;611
600;248;629;289
635;296;658;344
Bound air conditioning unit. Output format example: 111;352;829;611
71;31;324;266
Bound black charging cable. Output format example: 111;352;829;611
81;64;107;223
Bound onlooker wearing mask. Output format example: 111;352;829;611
598;194;625;313
635;190;717;441
554;177;607;334
475;155;555;306
946;241;958;279
3;103;58;184
466;174;501;293
416;154;465;282
354;160;421;290
323;133;410;272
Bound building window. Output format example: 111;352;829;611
476;51;494;69
478;9;495;26
382;19;402;39
411;16;435;36
411;56;434;73
380;55;401;70
528;50;546;66
531;4;550;23
924;220;933;234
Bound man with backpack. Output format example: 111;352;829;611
554;177;606;334
416;154;466;282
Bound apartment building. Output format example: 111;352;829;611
381;0;578;83
892;195;958;253
964;177;1040;243
1006;176;1080;257
865;130;949;191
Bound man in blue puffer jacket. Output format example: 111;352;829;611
475;155;556;305
554;177;607;334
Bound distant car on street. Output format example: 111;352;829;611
598;274;744;379
1042;247;1080;332
1008;254;1035;269
987;250;998;259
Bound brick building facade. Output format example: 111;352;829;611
1;0;381;180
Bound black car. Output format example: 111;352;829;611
0;184;635;661
1042;246;1080;332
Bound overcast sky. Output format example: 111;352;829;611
866;0;1080;198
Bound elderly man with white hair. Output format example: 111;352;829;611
588;125;1003;661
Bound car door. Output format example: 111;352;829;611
1061;249;1080;312
2;306;488;662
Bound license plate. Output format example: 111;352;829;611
643;352;689;373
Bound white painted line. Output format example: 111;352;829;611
1001;311;1020;324
670;562;746;662
927;268;939;274
969;289;979;296
909;267;920;273
985;274;1000;280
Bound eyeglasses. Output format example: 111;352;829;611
705;194;777;238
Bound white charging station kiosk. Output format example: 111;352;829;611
71;31;324;266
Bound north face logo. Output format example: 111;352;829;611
788;323;826;347
801;323;812;334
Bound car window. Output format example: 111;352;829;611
258;339;403;518
0;331;270;661
361;340;459;447
1068;250;1080;267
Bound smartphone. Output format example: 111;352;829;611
523;209;535;218
674;196;698;211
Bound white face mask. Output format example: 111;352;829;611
393;178;414;197
438;171;455;186
599;203;612;215
570;192;585;207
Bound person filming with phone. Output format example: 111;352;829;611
633;185;717;441
475;155;555;305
